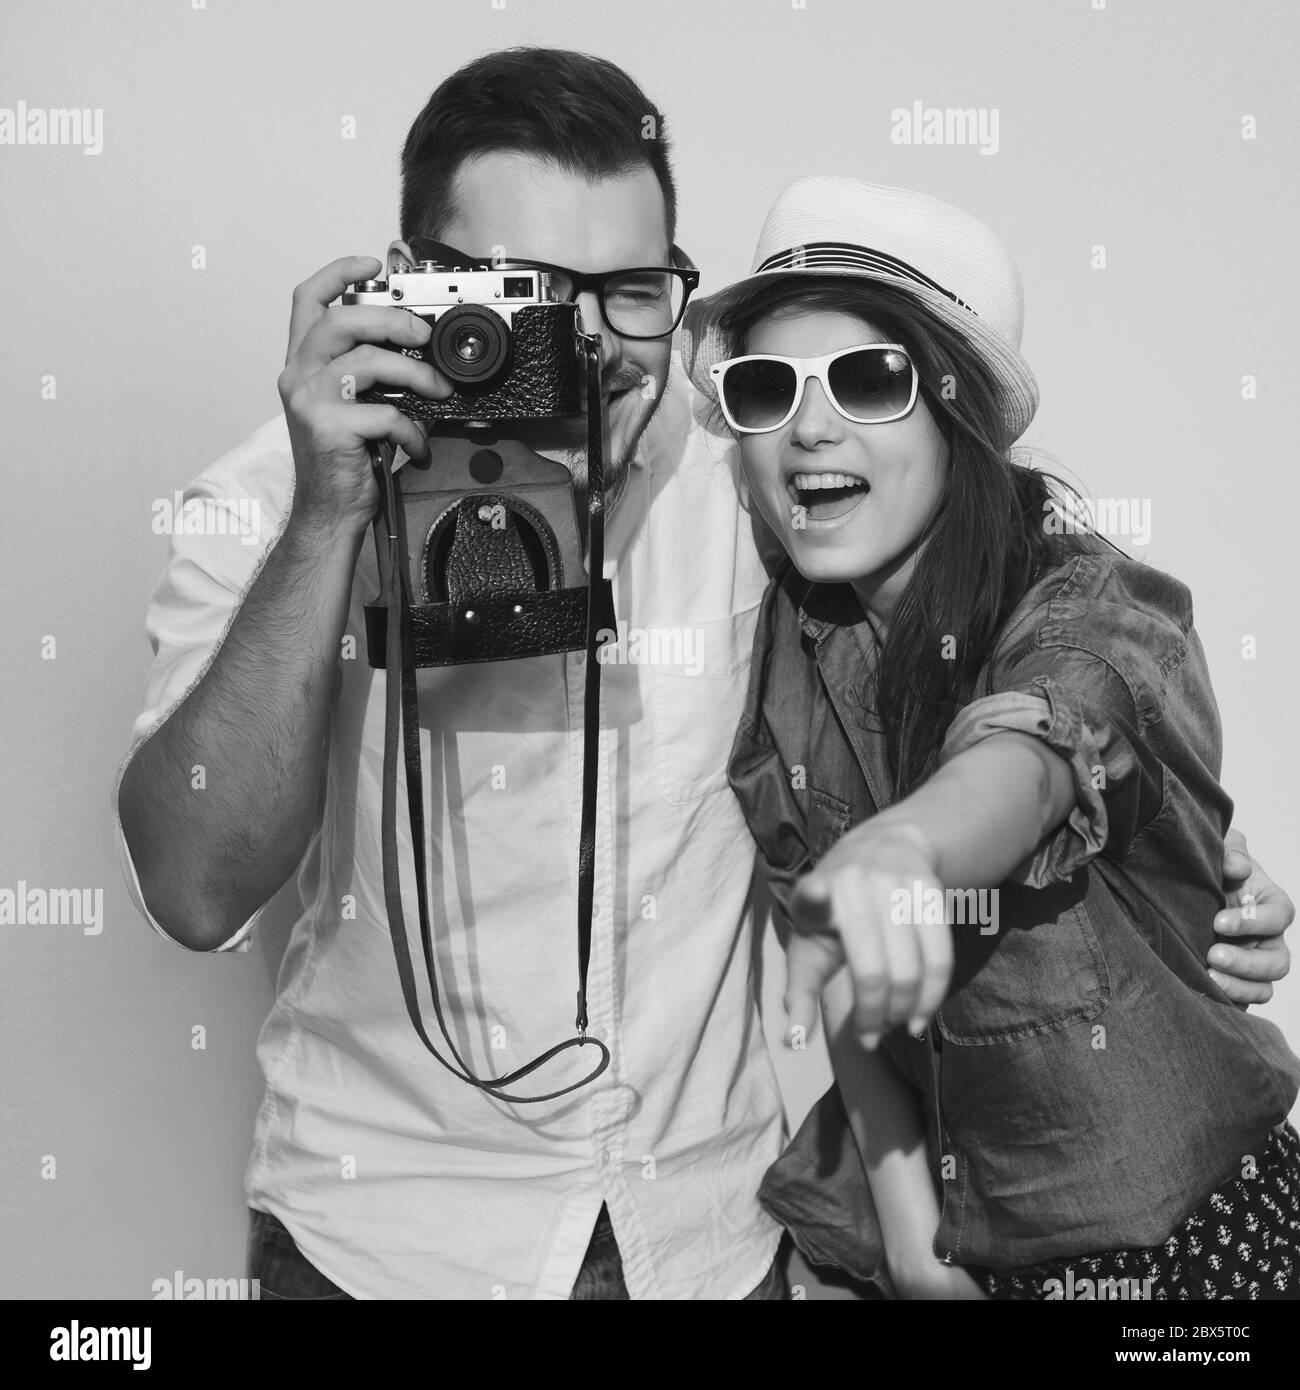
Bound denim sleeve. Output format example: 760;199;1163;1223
937;641;1169;889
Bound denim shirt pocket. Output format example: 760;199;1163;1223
807;787;853;857
937;892;1112;1045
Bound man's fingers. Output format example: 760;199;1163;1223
294;305;434;375
1217;835;1294;939
345;403;433;465
321;344;450;404
1217;893;1293;940
286;256;383;362
1209;938;1289;984
1210;973;1274;1007
1223;850;1253;887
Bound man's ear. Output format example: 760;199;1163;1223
387;239;415;276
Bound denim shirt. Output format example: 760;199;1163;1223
729;551;1300;1275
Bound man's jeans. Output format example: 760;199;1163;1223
247;1205;789;1300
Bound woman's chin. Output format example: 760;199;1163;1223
785;538;881;587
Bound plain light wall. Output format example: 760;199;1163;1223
2;0;1297;1299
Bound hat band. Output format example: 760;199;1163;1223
754;241;975;315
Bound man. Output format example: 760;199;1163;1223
115;47;1292;1300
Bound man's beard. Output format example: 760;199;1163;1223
565;368;664;528
563;439;632;524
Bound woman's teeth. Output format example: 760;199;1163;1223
786;472;870;507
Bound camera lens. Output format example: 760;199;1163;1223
452;328;488;363
430;307;511;387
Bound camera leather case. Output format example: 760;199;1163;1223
364;427;615;667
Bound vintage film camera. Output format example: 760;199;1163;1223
342;243;615;667
345;242;614;1101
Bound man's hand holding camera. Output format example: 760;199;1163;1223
278;254;451;534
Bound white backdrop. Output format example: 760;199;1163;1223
1;0;1297;1299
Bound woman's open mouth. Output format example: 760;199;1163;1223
786;471;871;523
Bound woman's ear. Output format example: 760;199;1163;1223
387;239;415;276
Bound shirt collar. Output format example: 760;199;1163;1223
794;578;865;643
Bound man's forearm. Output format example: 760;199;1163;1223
119;502;367;949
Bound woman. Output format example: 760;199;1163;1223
680;176;1300;1299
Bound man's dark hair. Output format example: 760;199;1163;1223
400;47;677;247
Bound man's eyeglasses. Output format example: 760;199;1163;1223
409;237;700;341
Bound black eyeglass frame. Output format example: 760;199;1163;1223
407;236;700;341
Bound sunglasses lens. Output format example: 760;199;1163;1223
827;348;914;421
721;359;798;431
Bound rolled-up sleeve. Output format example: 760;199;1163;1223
938;641;1169;888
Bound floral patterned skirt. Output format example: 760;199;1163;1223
973;1124;1300;1300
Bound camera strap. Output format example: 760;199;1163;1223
372;333;611;1102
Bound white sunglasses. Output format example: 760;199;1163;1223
710;343;919;435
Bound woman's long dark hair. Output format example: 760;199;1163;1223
717;275;1115;798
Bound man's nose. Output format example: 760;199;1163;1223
789;377;844;448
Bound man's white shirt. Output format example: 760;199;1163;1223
114;363;785;1299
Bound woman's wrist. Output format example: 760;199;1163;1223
842;816;939;877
